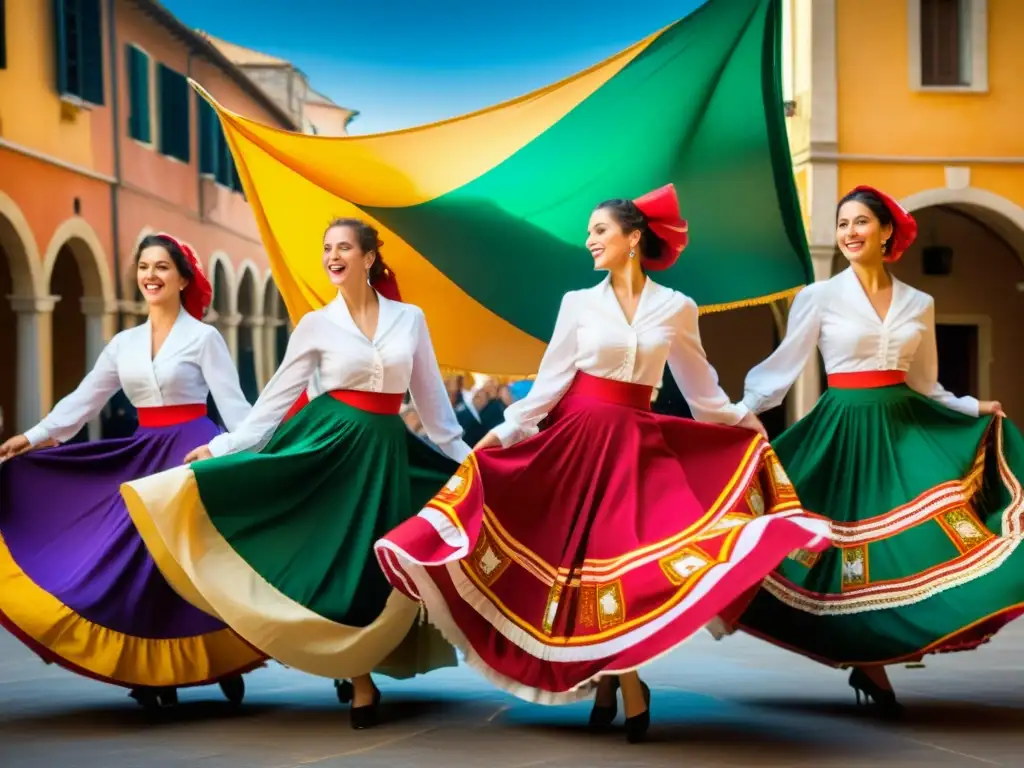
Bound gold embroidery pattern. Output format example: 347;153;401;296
596;581;626;631
746;482;766;517
542;583;563;635
469;526;511;587
841;545;869;590
576;585;598;630
788;548;821;568
938;506;993;554
659;549;710;586
435;460;474;506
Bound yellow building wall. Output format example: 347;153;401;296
0;1;107;170
834;0;1024;209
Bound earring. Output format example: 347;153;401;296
629;249;636;260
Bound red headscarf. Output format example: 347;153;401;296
154;232;213;319
632;184;689;271
371;240;402;302
847;185;918;263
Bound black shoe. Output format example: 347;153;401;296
219;675;245;705
849;669;903;719
129;686;178;711
350;685;382;730
588;677;620;732
129;687;160;711
624;681;651;744
334;679;354;705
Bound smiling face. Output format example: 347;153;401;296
323;224;375;288
586;207;641;272
836;200;893;266
137;245;189;309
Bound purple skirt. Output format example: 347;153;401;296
0;417;265;688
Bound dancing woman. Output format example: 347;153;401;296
375;184;832;742
122;218;468;729
0;234;263;709
734;186;1020;717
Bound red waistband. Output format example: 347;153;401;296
566;372;653;410
327;389;404;415
137;403;208;427
827;370;907;389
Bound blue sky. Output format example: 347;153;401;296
161;0;707;135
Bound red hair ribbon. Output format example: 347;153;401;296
847;185;918;263
155;232;213;319
632;184;689;271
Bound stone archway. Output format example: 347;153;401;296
236;262;262;403
42;218;116;442
895;190;1024;417
208;251;239;362
121;226;156;328
261;273;289;381
0;192;44;435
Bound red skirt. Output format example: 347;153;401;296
374;372;831;703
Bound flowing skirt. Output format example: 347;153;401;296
375;373;833;703
737;382;1024;666
121;392;459;679
0;413;265;688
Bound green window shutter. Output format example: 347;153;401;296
198;96;218;175
53;0;103;104
79;0;103;104
215;125;232;187
157;63;190;163
53;0;71;95
127;45;151;142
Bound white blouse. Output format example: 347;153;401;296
742;268;979;417
24;310;252;446
207;293;471;462
492;276;749;448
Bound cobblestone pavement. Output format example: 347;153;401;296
2;624;1023;767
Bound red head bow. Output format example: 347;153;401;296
371;259;403;303
154;232;213;319
848;186;918;263
632;183;689;271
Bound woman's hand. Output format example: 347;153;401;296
183;445;214;464
979;400;1006;418
473;432;502;452
737;411;768;439
0;434;31;462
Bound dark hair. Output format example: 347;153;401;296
594;199;662;268
135;234;195;280
836;188;896;256
324;217;384;282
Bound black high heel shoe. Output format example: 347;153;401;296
849;669;903;719
588;677;621;731
624;681;651;744
350;684;382;730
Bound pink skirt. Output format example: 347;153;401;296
375;373;831;703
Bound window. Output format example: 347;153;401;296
1;0;7;70
910;0;988;92
920;0;968;85
157;63;190;162
199;96;245;194
126;45;151;143
53;0;104;104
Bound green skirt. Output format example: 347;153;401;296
122;393;460;679
738;383;1024;666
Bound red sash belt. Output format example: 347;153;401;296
566;372;653;411
327;389;404;415
137;403;208;427
827;370;907;389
